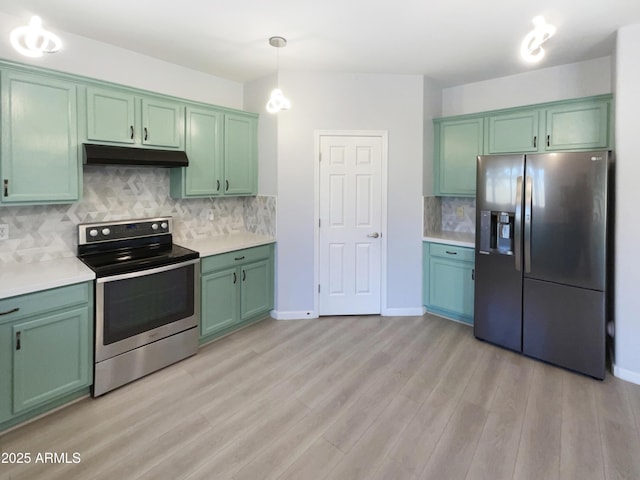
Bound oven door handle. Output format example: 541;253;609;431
96;258;200;284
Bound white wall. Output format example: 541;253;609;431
613;24;640;384
423;77;443;196
442;56;612;116
0;12;243;108
274;72;424;317
243;74;278;196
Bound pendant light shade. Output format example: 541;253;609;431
520;16;556;63
10;16;62;58
266;36;291;113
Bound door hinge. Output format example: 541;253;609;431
318;284;321;293
319;218;321;228
319;152;322;162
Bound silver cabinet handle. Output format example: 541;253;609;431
1;307;19;316
130;126;134;139
367;233;380;238
144;127;148;141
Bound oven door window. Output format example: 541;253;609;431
102;264;195;345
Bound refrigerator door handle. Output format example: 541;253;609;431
514;176;523;272
524;176;533;273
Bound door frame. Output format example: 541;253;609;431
314;130;389;316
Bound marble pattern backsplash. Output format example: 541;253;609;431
423;196;476;235
441;197;476;233
0;166;276;264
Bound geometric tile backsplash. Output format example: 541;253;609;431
423;196;477;235
0;165;276;264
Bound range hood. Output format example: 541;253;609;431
83;144;189;167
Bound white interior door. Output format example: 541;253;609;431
319;135;382;315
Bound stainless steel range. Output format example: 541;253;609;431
77;217;200;396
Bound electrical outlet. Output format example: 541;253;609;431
0;224;8;240
456;206;465;219
207;209;214;221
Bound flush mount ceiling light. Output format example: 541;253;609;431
10;15;63;58
520;16;556;63
266;36;291;114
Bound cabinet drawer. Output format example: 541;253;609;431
0;283;90;326
201;244;272;273
429;243;474;262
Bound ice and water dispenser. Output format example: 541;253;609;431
479;210;515;254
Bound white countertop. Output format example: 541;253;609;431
423;231;475;248
176;232;276;258
0;257;95;300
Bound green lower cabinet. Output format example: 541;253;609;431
200;244;274;343
201;267;239;336
423;242;475;325
0;282;93;431
12;307;90;414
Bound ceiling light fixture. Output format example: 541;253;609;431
266;36;291;114
10;15;63;58
520;16;556;63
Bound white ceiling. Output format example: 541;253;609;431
1;1;639;87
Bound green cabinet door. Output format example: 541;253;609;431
544;100;609;151
12;307;91;414
240;259;272;321
171;106;223;197
141;98;184;148
224;113;257;195
1;71;79;204
86;86;136;144
435;117;483;196
201;267;239;337
428;258;474;324
487;110;540;153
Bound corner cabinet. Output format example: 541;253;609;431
0;282;93;431
84;86;184;149
423;242;475;325
1;70;80;205
170;109;258;198
200;244;274;343
434;94;613;196
434;117;483;196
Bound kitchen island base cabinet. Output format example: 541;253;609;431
0;282;93;433
200;244;274;344
423;242;475;325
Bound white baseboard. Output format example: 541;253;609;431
270;310;318;320
612;363;640;385
381;307;425;317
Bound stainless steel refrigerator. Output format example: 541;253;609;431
474;151;613;379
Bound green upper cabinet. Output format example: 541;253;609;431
141;97;183;148
434;117;483;196
433;94;612;196
486;110;540;154
1;70;79;205
86;87;135;144
224;113;257;195
544;100;609;151
170;106;223;197
84;86;184;149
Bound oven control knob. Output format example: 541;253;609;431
101;228;111;236
161;222;168;229
89;229;98;237
151;223;159;230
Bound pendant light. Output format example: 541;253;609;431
266;36;291;114
10;16;62;58
520;16;556;63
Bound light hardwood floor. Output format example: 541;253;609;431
2;314;640;480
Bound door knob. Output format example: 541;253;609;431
367;232;380;238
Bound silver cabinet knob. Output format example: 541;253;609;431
367;232;380;238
